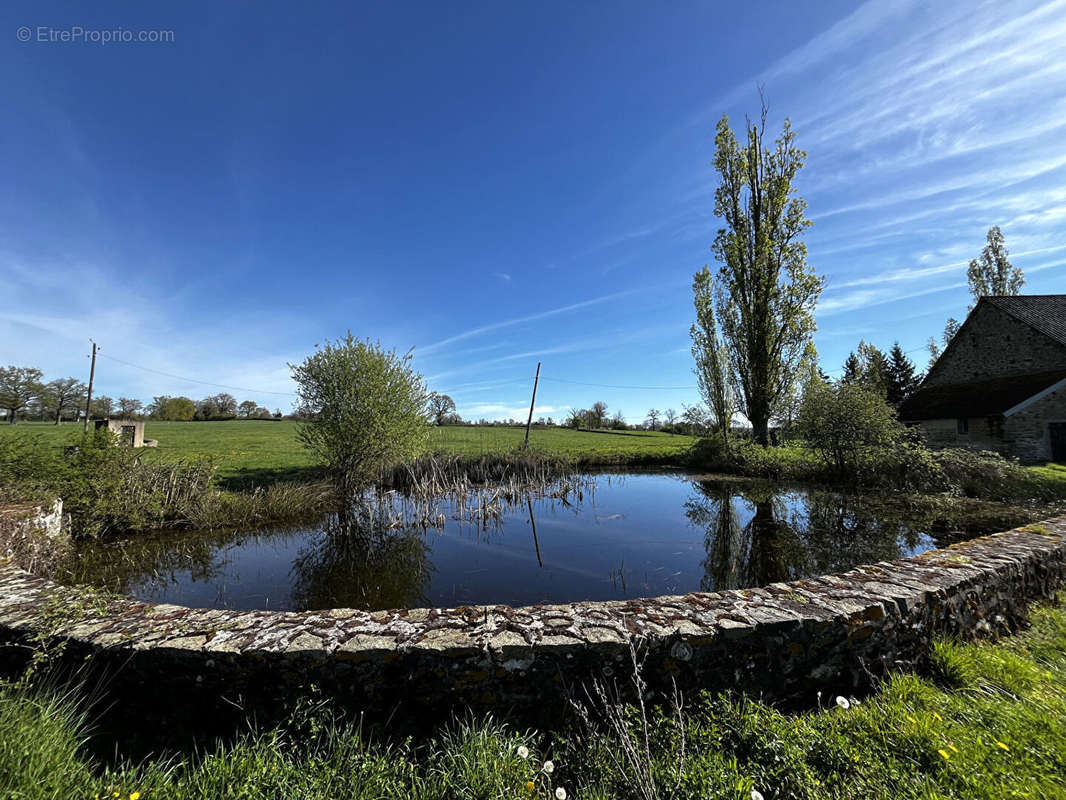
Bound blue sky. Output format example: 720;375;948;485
2;0;1065;423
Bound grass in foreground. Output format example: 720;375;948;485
4;598;1066;800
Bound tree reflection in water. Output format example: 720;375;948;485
289;502;433;611
686;481;925;592
55;528;233;597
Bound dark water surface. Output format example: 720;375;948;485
60;473;940;611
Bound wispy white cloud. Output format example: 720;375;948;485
417;288;640;357
0;253;306;405
832;245;1066;288
819;281;966;317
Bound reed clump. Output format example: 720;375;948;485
381;451;574;496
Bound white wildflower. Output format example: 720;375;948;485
835;696;850;709
517;745;529;759
751;790;764;800
543;760;555;774
555;789;567;800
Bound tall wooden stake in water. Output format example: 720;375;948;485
523;361;541;448
83;340;97;433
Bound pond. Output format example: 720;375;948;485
59;472;944;612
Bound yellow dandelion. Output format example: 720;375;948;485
525;781;535;791
131;793;142;800
997;741;1010;752
938;749;951;760
948;744;958;754
932;712;943;722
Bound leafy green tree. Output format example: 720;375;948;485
0;366;43;424
148;395;195;420
681;404;709;435
944;317;961;341
290;334;430;493
238;400;258;418
90;395;114;419
44;377;86;424
798;381;904;476
196;393;237;420
841;342;889;396
968;226;1023;302
691;266;734;442
117;397;143;418
885;343;920;407
590;401;608;429
707;100;825;444
927;317;961;369
428;393;457;426
858;341;889;397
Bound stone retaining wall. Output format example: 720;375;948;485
2;517;1066;732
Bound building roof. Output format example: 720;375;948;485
898;369;1066;420
984;295;1066;346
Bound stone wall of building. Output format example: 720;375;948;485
1003;384;1066;462
916;417;1007;453
924;303;1066;387
2;518;1066;734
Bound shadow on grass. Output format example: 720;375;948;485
571;428;678;438
217;465;327;491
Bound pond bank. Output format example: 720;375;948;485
2;514;1065;736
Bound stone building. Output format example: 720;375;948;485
898;295;1066;463
94;418;148;448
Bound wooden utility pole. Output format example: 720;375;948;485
523;361;541;448
83;340;97;433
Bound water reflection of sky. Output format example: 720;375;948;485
64;473;937;612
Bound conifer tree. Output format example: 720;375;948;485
885;342;919;406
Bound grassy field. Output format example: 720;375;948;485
5;596;1066;799
0;421;698;484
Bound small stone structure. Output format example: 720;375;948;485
95;418;147;447
0;500;63;543
900;295;1066;462
1;517;1065;731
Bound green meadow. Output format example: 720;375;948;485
0;421;697;484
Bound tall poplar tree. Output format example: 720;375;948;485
691;266;734;442
968;226;1023;303
705;99;825;445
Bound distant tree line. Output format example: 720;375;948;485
147;393;281;421
0;366;284;424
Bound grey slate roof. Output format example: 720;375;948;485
984;295;1066;346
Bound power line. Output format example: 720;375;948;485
97;353;297;397
537;376;696;390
